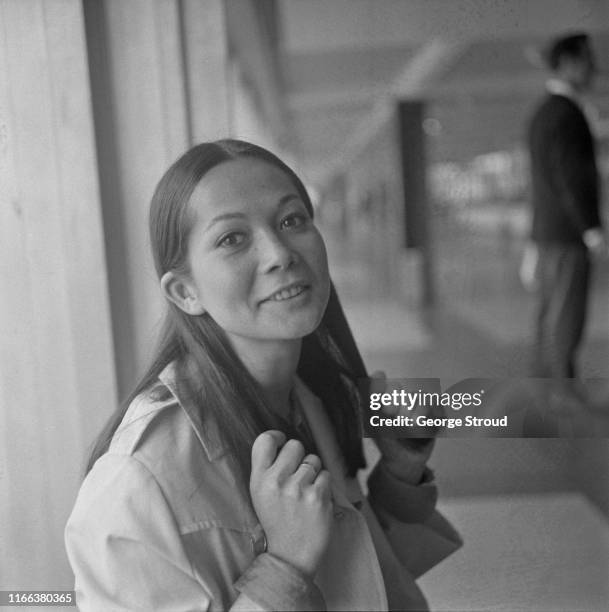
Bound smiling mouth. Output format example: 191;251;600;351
265;284;309;302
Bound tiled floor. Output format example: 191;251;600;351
419;492;609;611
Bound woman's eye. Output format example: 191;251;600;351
280;213;307;230
218;232;245;248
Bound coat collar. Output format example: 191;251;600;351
546;77;581;106
158;362;228;461
157;363;363;510
545;78;600;134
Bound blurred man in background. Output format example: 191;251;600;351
527;32;607;381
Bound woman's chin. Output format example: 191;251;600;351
270;308;326;340
281;318;323;339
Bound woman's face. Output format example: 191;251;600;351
183;157;330;349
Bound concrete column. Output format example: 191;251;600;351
0;0;116;588
397;100;435;306
84;0;190;396
229;59;275;149
181;0;232;141
83;0;233;396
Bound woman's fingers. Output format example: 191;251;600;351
251;430;286;476
271;439;306;481
312;469;332;504
252;433;324;487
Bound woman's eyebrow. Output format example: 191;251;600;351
205;212;246;231
277;193;300;208
205;194;301;231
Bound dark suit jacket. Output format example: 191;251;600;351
528;93;601;244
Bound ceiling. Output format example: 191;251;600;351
275;0;609;185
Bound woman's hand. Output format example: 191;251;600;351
370;371;436;483
250;431;333;578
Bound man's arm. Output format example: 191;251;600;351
549;106;602;237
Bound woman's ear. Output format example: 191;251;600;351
160;271;206;316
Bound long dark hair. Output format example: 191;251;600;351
87;140;365;481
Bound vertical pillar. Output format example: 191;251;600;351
0;0;116;588
84;0;192;396
83;0;232;397
397;100;435;306
181;0;232;141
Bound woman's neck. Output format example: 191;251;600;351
230;336;302;418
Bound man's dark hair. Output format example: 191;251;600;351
544;32;591;70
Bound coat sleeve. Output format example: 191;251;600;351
366;441;462;578
65;454;325;612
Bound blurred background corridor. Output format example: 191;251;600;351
1;1;609;609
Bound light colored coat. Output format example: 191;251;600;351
65;365;460;611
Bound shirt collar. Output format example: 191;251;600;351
546;78;582;107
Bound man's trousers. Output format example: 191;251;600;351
534;244;590;378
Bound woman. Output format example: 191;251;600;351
65;140;460;611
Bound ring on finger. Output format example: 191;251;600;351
300;458;319;475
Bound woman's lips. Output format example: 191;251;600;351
263;283;310;303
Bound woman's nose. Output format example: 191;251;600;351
257;230;298;272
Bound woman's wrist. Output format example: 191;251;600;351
235;552;326;611
265;547;319;580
